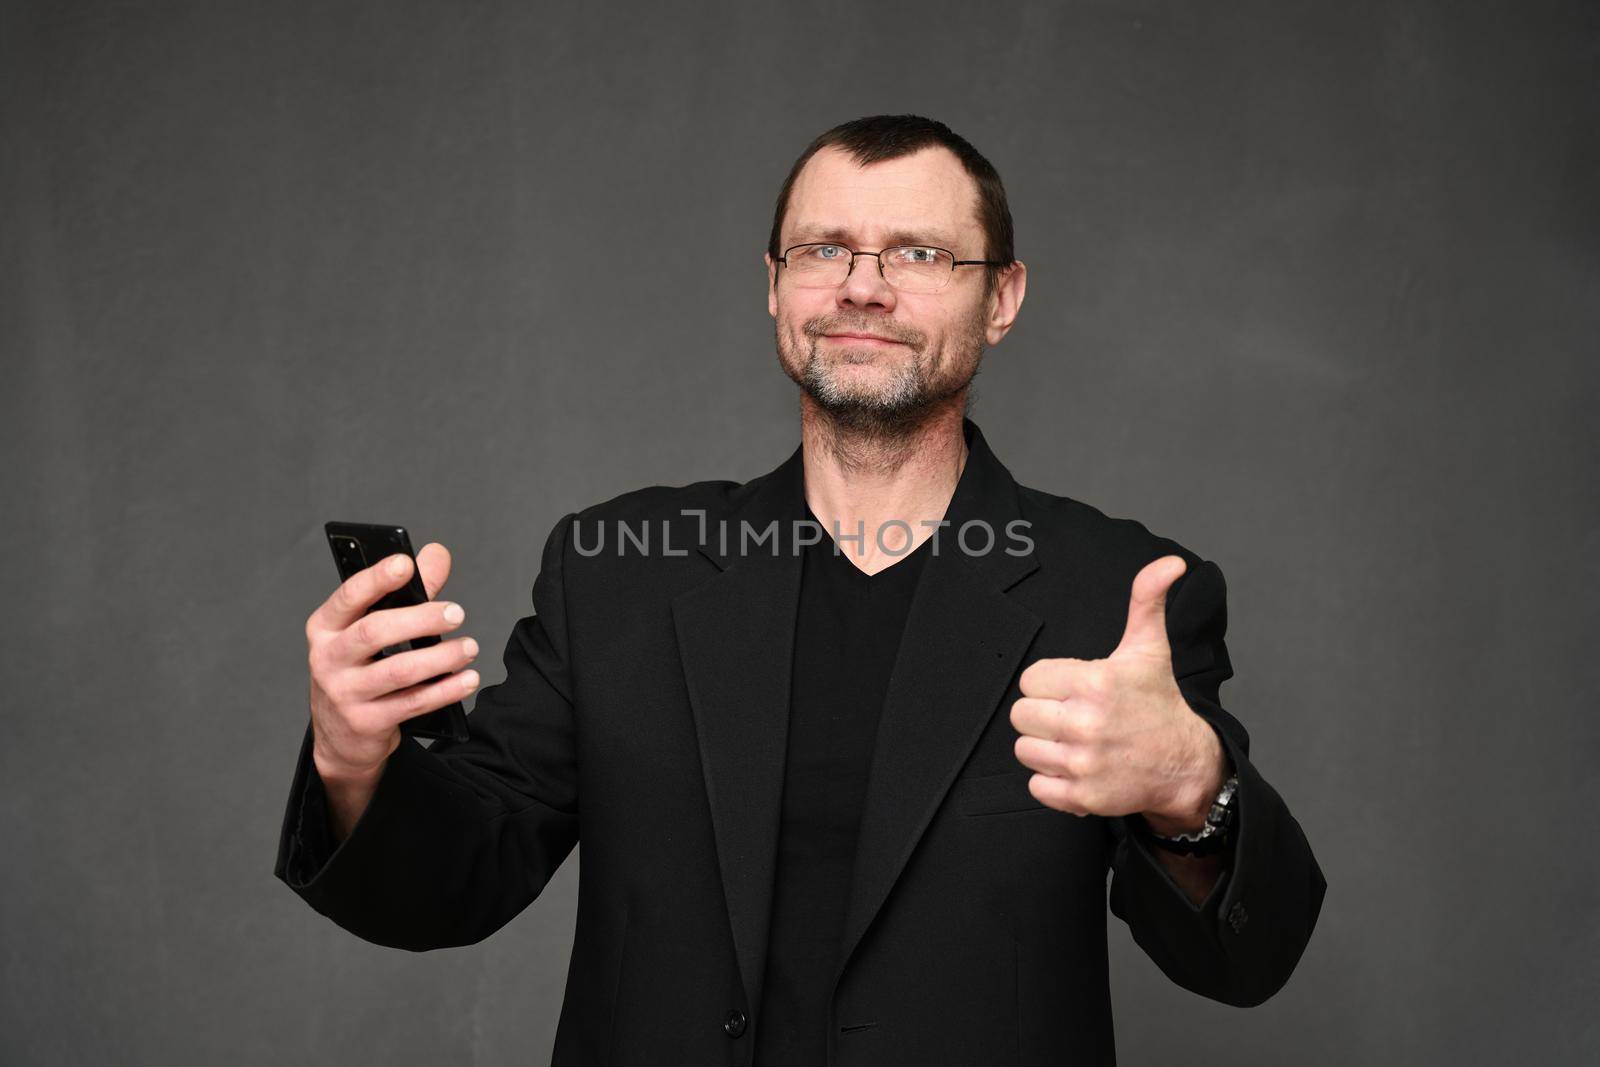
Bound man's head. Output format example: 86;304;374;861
764;115;1027;436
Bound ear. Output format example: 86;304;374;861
765;252;779;319
984;260;1027;346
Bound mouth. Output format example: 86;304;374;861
824;332;904;346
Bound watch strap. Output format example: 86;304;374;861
1138;772;1238;856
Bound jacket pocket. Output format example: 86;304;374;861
952;771;1051;817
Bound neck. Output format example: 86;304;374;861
798;396;970;570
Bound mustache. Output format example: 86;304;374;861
803;316;921;347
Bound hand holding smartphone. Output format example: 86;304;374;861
320;522;473;743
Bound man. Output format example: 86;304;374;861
277;114;1326;1066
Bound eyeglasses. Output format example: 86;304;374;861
777;242;1004;294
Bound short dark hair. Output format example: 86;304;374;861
766;114;1016;298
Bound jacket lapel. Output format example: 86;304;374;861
671;441;808;1014
830;419;1042;990
671;418;1043;1013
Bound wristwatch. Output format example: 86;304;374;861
1138;771;1239;857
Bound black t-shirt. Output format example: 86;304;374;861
753;510;932;1065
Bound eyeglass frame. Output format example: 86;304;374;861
775;241;1006;293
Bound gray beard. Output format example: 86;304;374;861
787;334;983;438
801;346;932;432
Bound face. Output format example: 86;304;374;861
765;144;1026;433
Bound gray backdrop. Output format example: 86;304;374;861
3;0;1595;1063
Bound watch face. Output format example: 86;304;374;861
1210;774;1239;826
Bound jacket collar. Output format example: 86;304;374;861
671;415;1043;1012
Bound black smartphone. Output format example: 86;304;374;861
323;521;471;743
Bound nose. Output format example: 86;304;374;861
836;251;897;311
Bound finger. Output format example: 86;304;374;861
1011;697;1075;739
1112;554;1186;659
314;552;415;635
416;542;452;602
1018;657;1096;701
1027;772;1090;817
346;633;480;703
335;598;467;665
1011;697;1100;748
1012;734;1083;778
365;663;483;730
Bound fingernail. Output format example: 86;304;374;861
462;638;479;658
461;670;479;689
442;603;464;624
389;556;407;576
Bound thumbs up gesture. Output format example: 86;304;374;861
1010;555;1226;830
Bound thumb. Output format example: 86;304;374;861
416;542;453;602
1112;555;1186;659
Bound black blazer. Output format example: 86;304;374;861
274;417;1326;1066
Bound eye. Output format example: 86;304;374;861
812;244;846;260
898;246;939;263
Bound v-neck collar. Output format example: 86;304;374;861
801;501;935;583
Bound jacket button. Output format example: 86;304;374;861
723;1009;747;1038
1227;901;1249;933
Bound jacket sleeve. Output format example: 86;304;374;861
272;511;584;951
1106;555;1327;1007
